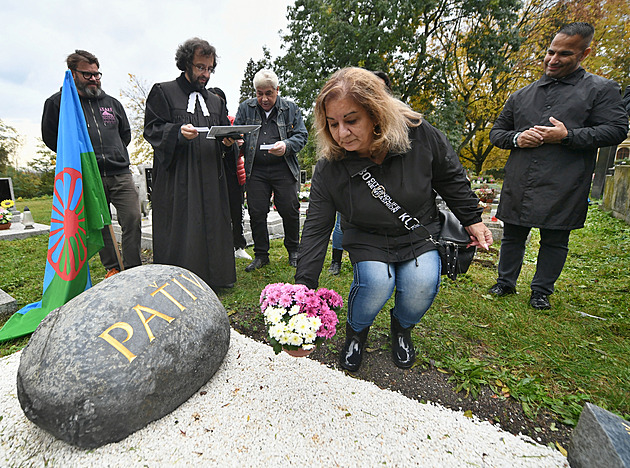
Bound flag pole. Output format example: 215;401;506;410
108;224;125;271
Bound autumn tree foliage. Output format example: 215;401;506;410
120;73;153;165
239;0;629;173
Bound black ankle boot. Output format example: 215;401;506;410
390;310;416;368
339;321;370;372
328;249;343;275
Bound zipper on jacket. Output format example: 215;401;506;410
85;100;106;176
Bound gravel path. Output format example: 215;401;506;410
1;330;568;467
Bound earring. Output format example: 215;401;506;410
373;125;381;136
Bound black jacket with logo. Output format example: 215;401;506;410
42;89;132;176
295;122;482;289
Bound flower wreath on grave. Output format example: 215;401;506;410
259;282;341;356
0;200;14;224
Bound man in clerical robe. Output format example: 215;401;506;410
144;37;236;289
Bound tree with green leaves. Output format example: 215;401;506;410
27;140;56;196
276;0;446;111
239;46;273;103
274;0;530;173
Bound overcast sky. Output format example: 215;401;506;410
1;0;292;166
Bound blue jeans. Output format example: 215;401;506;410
347;250;441;331
332;212;343;251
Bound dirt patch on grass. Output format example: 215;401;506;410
229;306;572;452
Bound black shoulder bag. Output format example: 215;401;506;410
358;168;476;280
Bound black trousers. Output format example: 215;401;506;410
247;162;300;259
497;222;571;295
100;173;142;270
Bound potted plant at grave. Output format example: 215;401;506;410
259;282;341;357
474;185;496;204
0;200;14;230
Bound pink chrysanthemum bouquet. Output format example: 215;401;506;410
260;282;342;355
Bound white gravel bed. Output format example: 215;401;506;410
0;329;567;467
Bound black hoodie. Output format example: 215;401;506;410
42;89;132;176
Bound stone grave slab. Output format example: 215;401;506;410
16;264;230;448
568;402;630;468
0;288;18;321
0;222;49;241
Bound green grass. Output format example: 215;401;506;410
12;196;55;224
1;197;629;427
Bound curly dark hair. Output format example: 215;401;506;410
66;50;99;70
175;38;216;72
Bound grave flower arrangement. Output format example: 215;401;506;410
474;186;496;204
260;282;341;355
0;200;14;225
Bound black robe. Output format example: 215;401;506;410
144;74;236;288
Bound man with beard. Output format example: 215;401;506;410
144;38;236;289
42;49;142;278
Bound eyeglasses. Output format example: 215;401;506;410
193;64;215;74
75;70;102;80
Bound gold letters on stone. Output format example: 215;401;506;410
98;273;208;363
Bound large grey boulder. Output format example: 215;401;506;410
17;264;230;448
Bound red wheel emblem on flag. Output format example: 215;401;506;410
48;168;87;281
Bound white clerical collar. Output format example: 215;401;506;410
187;92;210;116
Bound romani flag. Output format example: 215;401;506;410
0;71;111;342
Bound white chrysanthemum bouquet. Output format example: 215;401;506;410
260;282;342;355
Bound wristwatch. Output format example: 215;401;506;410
561;129;573;146
512;132;522;148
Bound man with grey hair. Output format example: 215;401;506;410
144;38;236;289
488;22;628;310
232;69;308;271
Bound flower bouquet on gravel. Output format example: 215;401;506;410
260;282;342;356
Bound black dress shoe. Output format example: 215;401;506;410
530;291;551;310
488;283;517;297
245;257;269;272
288;252;298;268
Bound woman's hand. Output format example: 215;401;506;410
465;222;493;250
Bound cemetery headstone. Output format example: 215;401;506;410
0;178;15;204
568;402;630;468
16;264;230;448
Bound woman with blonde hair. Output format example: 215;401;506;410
295;67;492;372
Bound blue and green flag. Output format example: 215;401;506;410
0;70;111;342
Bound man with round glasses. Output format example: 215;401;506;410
144;38;236;289
42;49;142;279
